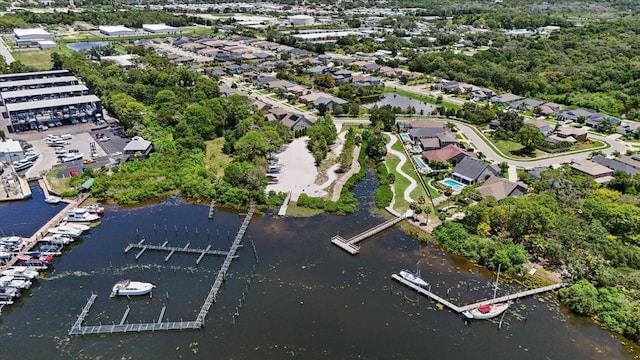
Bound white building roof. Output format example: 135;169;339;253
99;25;135;34
289;15;314;20
1;84;88;100
37;40;56;46
13;28;51;38
6;95;100;113
124;136;152;152
0;139;23;153
0;70;69;80
142;23;178;32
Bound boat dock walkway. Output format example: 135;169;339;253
69;201;257;336
277;191;291;217
0;192;89;273
331;216;405;255
208;199;216;219
124;239;230;264
392;274;565;314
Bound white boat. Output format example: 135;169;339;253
63;223;90;232
63;208;100;222
0;251;12;259
84;203;104;214
0;276;31;289
399;260;429;287
45;196;61;204
462;264;512;320
111;280;155;297
61;153;83;163
40;234;73;245
48;225;83;238
12;160;33;171
2;267;39;279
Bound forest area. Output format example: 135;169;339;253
431;167;640;342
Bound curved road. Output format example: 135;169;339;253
334;118;628;169
385;133;417;206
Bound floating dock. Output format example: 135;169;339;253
331;216;405;255
124;240;230;264
69;201;257;335
391;274;565;314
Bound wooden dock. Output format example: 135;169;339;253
208;199;216;219
277;191;291;217
0;192;89;273
331;216;405;255
392;274;565;314
124;240;230;264
69;201;257;335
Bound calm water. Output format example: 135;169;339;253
0;179;639;359
66;42;111;52
363;94;437;115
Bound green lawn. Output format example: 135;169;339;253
383;87;461;110
204;138;231;178
386;139;429;210
494;139;524;155
12;49;55;70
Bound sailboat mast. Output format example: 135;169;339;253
493;264;501;299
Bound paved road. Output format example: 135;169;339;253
0;37;15;65
333;117;628;168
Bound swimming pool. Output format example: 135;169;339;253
400;133;411;142
413;156;431;173
442;178;465;189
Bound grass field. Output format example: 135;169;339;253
204;138;231;178
12;49;55;70
45;166;73;196
494;139;524;155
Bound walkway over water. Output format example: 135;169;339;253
392;274;565;314
0;192;89;273
331;216;405;255
69;201;257;336
124;239;230;264
277;191;291;217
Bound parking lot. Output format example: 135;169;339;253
10;122;130;179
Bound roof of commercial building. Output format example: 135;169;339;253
0;76;79;89
99;25;135;33
142;23;179;32
1;84;88;100
6;95;100;113
0;70;69;80
13;28;51;38
124;136;152;152
0;139;23;153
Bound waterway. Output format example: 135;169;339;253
66;42;111;52
363;94;437;115
0;180;638;359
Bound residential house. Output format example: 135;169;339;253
451;157;501;185
556;127;588;142
542;102;565;114
360;62;381;73
419;138;441;151
508;98;545;112
305;65;327;75
524;118;553;135
591;155;640;176
408;127;449;143
490;93;522;105
474;176;528;201
617;120;640;135
281;113;315;131
299;91;330;104
312;96;349;109
377;66;402;78
569;159;615;184
422;144;476;164
397;119;444;132
556;108;593;124
433;80;462;93
469;88;494;101
585;113;622;129
253;76;279;88
123;136;152;160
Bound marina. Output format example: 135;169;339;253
68;201;256;335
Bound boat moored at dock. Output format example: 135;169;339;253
64;208;100;222
48;225;84;238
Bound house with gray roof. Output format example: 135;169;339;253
508;98;545;111
123;136;152;159
570;159;615;184
452;157;500;185
591;155;640;176
557;108;593;124
490;93;522;105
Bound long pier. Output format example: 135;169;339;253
69;200;257;335
124;240;230;263
391;274;565;314
331;216;405;255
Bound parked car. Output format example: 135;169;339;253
82;158;96;164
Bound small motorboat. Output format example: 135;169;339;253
44;196;61;204
2;267;39;280
111;280;155;297
64;208;100;222
84;203;104;214
48;225;83;238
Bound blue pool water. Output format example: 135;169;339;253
400;133;411;142
443;178;465;189
412;155;430;173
